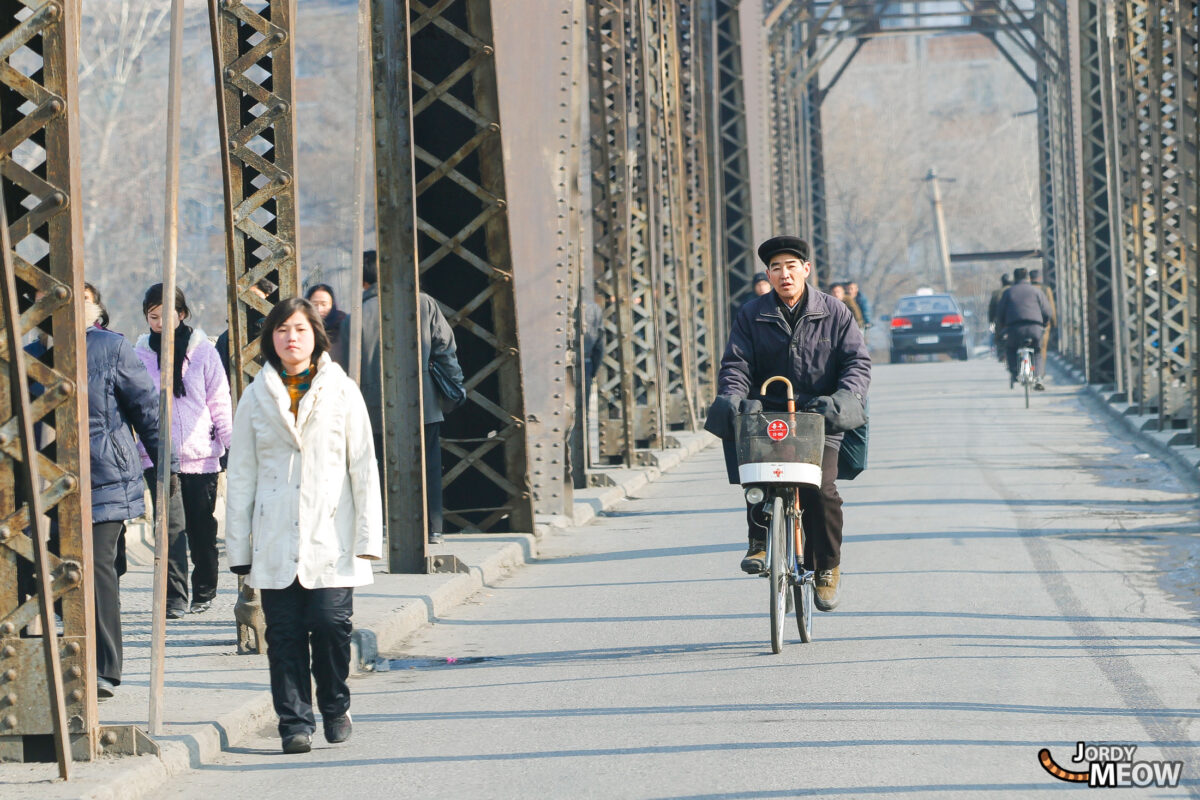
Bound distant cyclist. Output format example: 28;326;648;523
995;267;1053;390
704;235;870;611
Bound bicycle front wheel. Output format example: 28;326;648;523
768;495;786;654
1024;377;1030;408
793;516;813;643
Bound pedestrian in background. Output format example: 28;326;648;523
216;277;276;380
136;284;233;617
335;251;382;492
846;281;870;327
988;273;1012;362
752;271;772;297
420;292;466;545
84;289;172;697
305;282;347;355
225;297;382;755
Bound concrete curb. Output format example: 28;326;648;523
1049;357;1200;491
61;433;716;800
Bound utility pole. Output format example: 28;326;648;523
925;167;954;292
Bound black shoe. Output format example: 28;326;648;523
166;605;187;620
96;677;116;699
428;531;445;545
740;540;766;575
1033;379;1045;391
190;600;213;614
323;712;352;744
282;732;312;754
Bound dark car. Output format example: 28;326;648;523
888;292;971;362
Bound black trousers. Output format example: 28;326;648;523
746;445;843;571
178;473;221;604
144;469;188;610
93;521;125;684
424;422;442;535
1004;323;1045;380
260;580;354;737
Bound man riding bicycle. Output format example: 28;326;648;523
995;267;1053;390
704;236;871;611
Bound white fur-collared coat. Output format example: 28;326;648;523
225;352;383;589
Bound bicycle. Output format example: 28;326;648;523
734;376;825;653
1015;337;1036;408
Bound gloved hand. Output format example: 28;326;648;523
737;398;763;415
703;394;743;439
803;388;867;434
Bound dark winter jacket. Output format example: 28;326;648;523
86;326;170;524
995;280;1052;330
420;292;464;424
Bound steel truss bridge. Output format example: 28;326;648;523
0;0;1196;765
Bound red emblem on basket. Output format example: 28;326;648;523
766;419;789;441
773;468;783;478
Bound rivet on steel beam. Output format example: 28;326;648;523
49;191;67;209
282;244;295;257
66;568;82;585
0;434;6;447
482;45;494;56
1;670;13;682
4;693;16;706
276;174;292;187
63;475;78;491
273;102;290;115
0;623;13;636
225;68;237;81
68;665;82;678
48;98;64;115
496;199;507;210
488;122;500;133
1;715;15;730
101;731;118;746
271;31;287;44
44;2;61;19
0;646;14;659
70;689;83;702
64;641;80;655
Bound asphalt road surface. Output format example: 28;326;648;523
151;359;1200;799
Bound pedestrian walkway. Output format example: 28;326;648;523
0;434;711;800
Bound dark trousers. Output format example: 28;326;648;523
1004;323;1045;380
260;580;354;737
178;473;221;604
144;469;188;610
93;521;126;684
424;422;442;535
746;445;843;570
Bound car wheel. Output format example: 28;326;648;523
956;347;969;361
890;351;903;364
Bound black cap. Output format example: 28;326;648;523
752;271;770;285
757;235;810;266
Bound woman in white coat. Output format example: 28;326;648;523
225;297;382;754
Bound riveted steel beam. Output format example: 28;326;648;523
0;0;97;762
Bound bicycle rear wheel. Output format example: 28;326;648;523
768;495;786;654
793;516;813;643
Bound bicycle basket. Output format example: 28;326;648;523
734;411;825;486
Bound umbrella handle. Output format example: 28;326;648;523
759;375;795;413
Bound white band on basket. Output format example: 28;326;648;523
739;462;823;487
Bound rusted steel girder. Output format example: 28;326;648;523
408;0;532;533
0;0;97;762
207;0;301;650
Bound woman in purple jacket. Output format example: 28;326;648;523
136;284;234;616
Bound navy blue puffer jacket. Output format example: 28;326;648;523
87;327;167;523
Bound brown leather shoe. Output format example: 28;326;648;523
814;566;841;611
740;540;766;574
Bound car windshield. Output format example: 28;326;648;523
896;297;957;315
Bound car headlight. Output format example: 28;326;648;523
745;486;765;504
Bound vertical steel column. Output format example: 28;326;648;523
408;0;533;533
0;0;96;761
208;0;300;651
710;0;755;324
370;0;426;572
680;0;718;407
1079;0;1120;384
803;71;829;274
1174;0;1200;440
587;0;638;466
